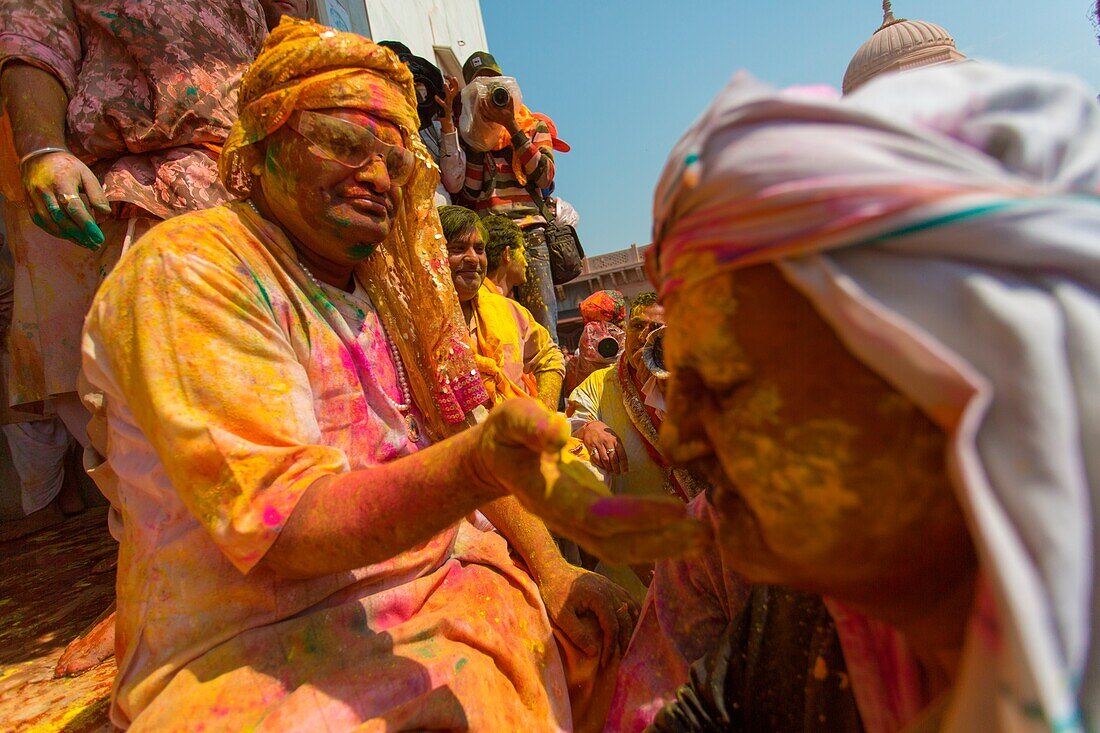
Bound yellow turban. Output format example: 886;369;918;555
221;19;487;438
221;18;422;197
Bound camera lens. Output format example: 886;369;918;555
490;85;510;108
597;337;620;359
642;326;671;378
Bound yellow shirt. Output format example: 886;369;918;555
469;284;564;403
566;366;668;498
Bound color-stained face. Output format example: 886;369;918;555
447;228;487;302
625;304;665;375
258;108;405;266
660;263;972;596
505;245;528;285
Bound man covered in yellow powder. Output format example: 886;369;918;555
612;63;1100;733
79;19;703;732
483;213;530;298
442;205;563;411
440;204;636;730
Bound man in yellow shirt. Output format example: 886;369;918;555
441;205;563;410
567;293;702;504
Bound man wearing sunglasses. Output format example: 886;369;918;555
79;21;704;731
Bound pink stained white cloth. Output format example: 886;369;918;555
651;62;1100;732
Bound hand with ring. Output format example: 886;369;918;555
21;150;111;250
575;419;629;475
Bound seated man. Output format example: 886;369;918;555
568;293;701;504
78;21;704;732
442;205;564;411
618;63;1099;732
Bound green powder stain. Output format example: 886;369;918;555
185;86;198;97
302;624;322;655
454;657;468;673
348;243;377;258
265;144;282;174
248;270;275;317
414;642;438;660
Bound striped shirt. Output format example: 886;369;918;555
463;120;555;229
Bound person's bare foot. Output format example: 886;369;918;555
55;602;116;677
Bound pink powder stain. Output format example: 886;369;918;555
263;505;283;528
338;345;359;374
372;594;418;631
590;496;654;519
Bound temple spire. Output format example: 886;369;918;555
882;0;896;24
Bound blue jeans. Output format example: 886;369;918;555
517;226;559;344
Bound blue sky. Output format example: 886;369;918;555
481;0;1100;255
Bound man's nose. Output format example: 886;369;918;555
355;155;391;192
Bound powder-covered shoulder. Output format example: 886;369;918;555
100;206;270;297
572;365;615;405
123;205;259;266
87;205;278;334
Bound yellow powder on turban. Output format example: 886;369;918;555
221;18;487;438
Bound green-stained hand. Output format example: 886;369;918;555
473;397;711;565
22;151;111;250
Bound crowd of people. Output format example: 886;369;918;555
0;2;1097;732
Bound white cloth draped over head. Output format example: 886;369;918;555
652;62;1100;733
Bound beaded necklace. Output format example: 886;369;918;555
246;199;420;442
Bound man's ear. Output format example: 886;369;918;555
500;247;512;267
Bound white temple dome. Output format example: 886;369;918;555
843;1;966;94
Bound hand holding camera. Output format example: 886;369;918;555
477;87;517;134
459;76;524;151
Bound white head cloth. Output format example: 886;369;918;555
653;61;1100;733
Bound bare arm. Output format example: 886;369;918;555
1;62;67;155
265;426;503;578
522;312;564;410
265;398;706;579
434;75;466;194
480;486;639;662
537;370;563;412
480;495;564;583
